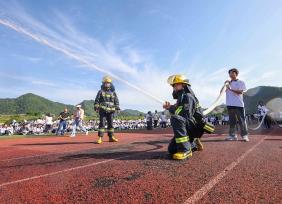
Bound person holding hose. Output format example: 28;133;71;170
163;75;214;160
224;68;249;142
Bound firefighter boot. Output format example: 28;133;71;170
109;136;118;142
172;149;192;160
97;137;103;144
194;138;204;151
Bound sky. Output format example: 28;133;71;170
0;0;282;111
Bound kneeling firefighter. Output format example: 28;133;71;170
163;75;215;160
94;76;120;144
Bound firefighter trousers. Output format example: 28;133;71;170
168;115;192;154
98;111;115;138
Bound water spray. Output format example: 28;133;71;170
0;18;165;105
0;18;239;115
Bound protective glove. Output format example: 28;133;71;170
94;107;99;112
163;101;171;110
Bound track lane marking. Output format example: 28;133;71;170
0;142;164;188
184;136;266;204
0;155;131;188
0;133;222;163
0;136;156;163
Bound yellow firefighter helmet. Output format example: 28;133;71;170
102;76;112;83
167;74;190;86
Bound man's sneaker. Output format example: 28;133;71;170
85;131;89;135
172;151;192;160
70;133;76;137
109;136;118;142
97;137;103;144
242;135;249;142
194;138;204;151
225;135;238;141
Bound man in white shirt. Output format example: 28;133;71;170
153;110;159;128
160;112;167;128
70;105;88;137
225;68;249;142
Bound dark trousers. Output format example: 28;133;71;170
147;120;153;130
154;120;158;128
44;124;52;133
168;115;191;154
227;106;248;137
160;121;167;128
98;111;114;137
264;115;271;129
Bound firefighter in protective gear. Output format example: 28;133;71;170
171;79;215;152
164;75;214;160
163;75;193;160
94;76;120;144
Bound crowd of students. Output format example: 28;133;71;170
0;112;275;137
0;113;170;136
0;101;276;137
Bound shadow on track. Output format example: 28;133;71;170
2;140;172;169
14;142;95;146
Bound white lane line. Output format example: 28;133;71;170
0;155;130;188
184;136;266;204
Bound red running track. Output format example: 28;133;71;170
0;127;281;203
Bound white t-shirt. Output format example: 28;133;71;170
76;110;81;118
226;79;246;107
146;114;152;121
160;114;167;122
153;113;159;120
45;116;53;125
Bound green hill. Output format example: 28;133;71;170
0;93;144;120
118;109;144;117
208;104;227;116
1;86;280;118
0;93;74;115
80;100;96;117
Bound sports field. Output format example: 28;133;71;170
0;127;281;203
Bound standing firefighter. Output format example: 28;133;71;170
94;76;120;144
163;75;214;160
